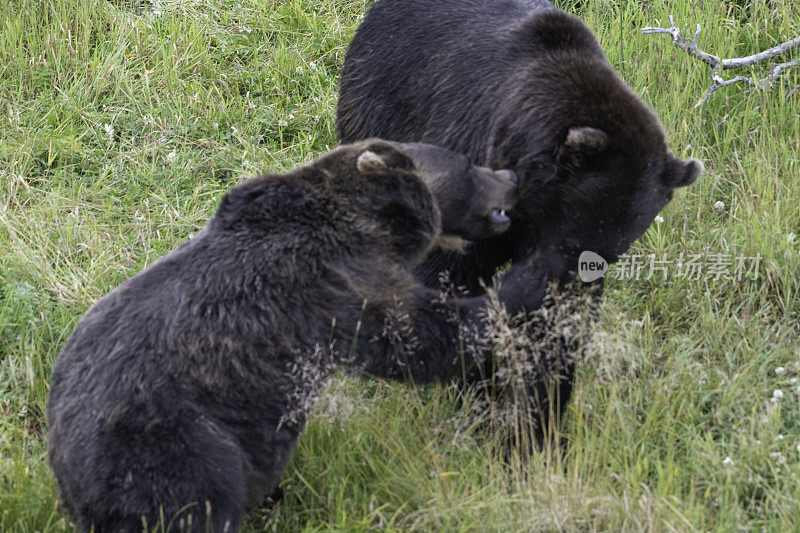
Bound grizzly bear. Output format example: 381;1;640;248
337;0;703;448
47;139;546;532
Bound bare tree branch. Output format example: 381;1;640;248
642;15;800;107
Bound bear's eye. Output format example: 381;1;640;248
524;160;558;189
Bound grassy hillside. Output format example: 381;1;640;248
1;0;798;530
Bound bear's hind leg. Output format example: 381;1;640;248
75;409;248;533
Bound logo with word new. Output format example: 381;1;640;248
578;251;608;282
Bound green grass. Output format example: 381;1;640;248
1;0;799;530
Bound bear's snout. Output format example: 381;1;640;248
499;169;518;184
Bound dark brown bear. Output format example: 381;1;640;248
337;0;702;448
47;139;546;532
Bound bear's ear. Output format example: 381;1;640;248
557;126;609;169
356;151;388;173
662;156;704;188
564;126;609;154
356;145;415;174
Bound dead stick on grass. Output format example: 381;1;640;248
642;15;800;107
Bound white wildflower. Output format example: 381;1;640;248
278;120;288;127
654;215;664;223
773;389;784;399
770;451;787;465
775;366;786;375
788;233;796;243
296;66;303;74
309;61;318;70
776;434;785;441
149;1;163;18
102;123;114;141
796;443;800;453
714;200;725;211
790;377;798;384
722;456;733;466
166;150;177;163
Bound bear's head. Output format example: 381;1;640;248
509;122;702;278
385;142;519;244
491;15;703;277
315;139;519;264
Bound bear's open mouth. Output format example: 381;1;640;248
488;208;511;233
490;208;510;224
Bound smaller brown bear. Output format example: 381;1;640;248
47;139;547;532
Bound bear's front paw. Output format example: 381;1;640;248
496;261;548;316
